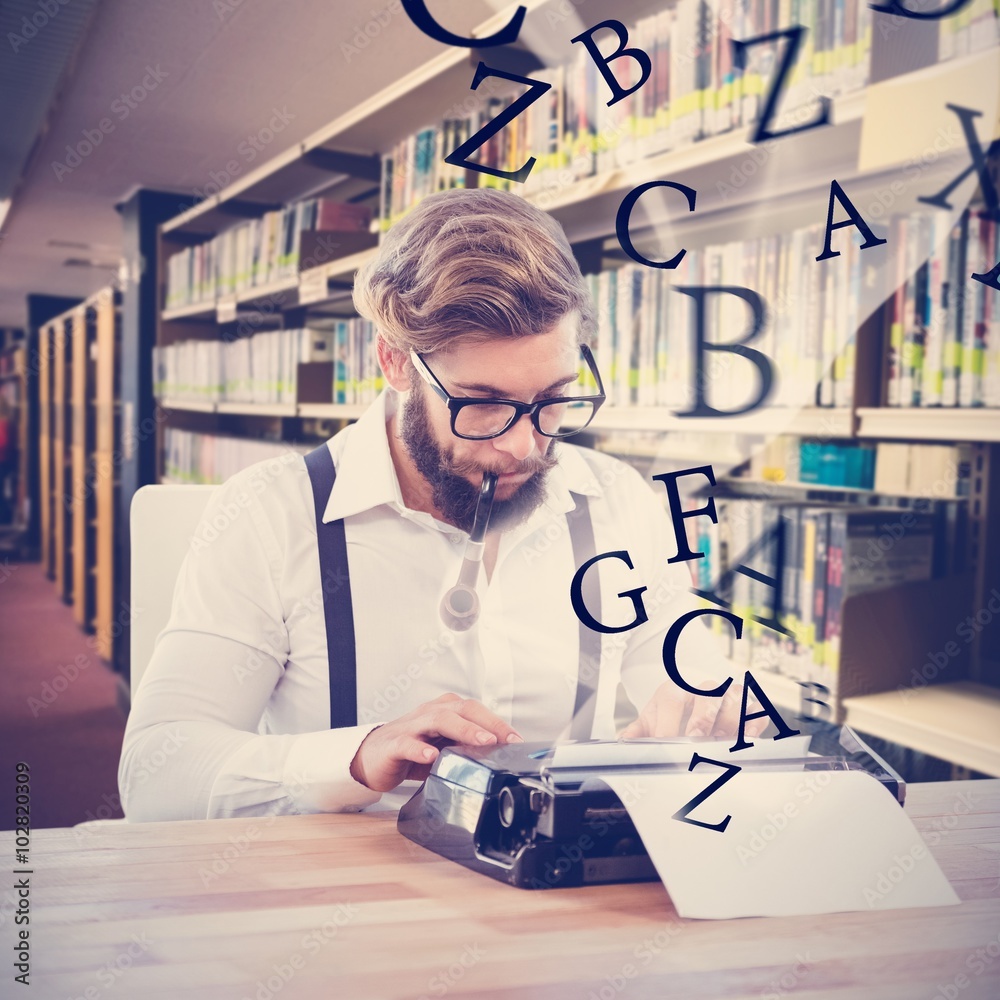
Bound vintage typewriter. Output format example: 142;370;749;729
397;721;905;889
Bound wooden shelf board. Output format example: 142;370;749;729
160;6;513;232
162;301;215;321
158;397;363;419
159;398;216;413
323;246;379;285
857;408;1000;443
532;88;865;224
234;276;298;307
297;403;367;420
719;477;964;502
159;258;372;321
584;406;854;437
215;401;297;417
597;445;746;466
842;682;1000;777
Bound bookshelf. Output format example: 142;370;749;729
37;322;53;576
92;292;122;661
857;409;1000;444
0;328;27;546
71;307;95;628
149;1;998;768
52;314;71;603
842;682;1000;777
36;290;123;660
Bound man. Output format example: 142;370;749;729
119;187;760;821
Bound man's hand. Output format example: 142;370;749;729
350;693;523;792
619;679;770;742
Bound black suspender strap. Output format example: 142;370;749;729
304;440;600;737
566;493;600;741
304;444;358;729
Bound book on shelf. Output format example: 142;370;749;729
581;222;871;412
595;432;975;502
873;442;973;498
684;492;967;706
152;320;383;407
164;198;374;310
734;435;876;489
378;0;878;227
937;0;999;61
162;429;312;485
886;206;1000;409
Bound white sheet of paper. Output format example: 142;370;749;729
602;768;960;919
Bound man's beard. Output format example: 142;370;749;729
400;387;557;534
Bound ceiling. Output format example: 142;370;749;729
0;0;504;328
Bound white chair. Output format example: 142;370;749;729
129;483;217;696
75;484;215;832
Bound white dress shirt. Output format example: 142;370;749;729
119;390;735;820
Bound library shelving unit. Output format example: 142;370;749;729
152;0;1000;772
37;289;123;662
0;327;28;550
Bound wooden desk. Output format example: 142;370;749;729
6;781;1000;1000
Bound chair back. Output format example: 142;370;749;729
129;484;216;696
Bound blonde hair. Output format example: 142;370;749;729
353;187;596;355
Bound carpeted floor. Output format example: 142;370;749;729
0;559;126;831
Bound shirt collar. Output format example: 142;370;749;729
322;390;603;526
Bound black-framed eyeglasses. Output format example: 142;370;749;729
409;343;606;441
